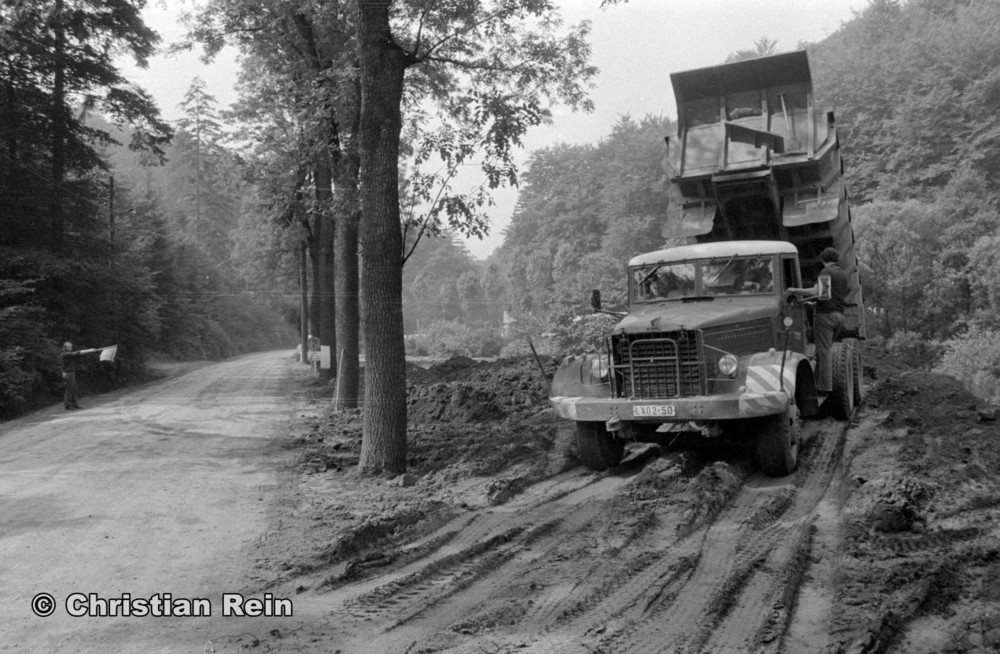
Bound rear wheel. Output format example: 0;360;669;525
849;338;865;406
575;421;625;471
828;341;855;420
756;403;800;477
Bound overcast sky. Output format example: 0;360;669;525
123;0;866;259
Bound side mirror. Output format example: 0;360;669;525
817;274;832;301
590;289;603;311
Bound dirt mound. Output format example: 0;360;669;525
406;356;556;424
866;370;988;433
863;343;926;379
419;355;480;380
828;367;1000;653
293;355;569;482
404;361;439;384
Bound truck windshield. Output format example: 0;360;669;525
702;255;774;296
632;255;774;302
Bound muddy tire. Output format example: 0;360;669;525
575;421;624;471
849;338;865;407
755;403;800;477
828;341;855;420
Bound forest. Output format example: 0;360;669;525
3;0;1000;469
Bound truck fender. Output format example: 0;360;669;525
741;351;819;417
549;354;612;399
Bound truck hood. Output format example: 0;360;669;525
615;297;776;334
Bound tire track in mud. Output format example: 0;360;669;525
297;470;633;650
700;417;848;653
293;417;849;654
587;417;848;654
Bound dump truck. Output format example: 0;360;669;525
549;51;865;476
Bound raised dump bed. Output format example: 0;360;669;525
663;50;864;337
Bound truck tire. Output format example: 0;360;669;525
828;341;855;420
850;338;865;407
576;421;624;471
756;403;800;477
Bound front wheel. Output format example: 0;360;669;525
575;421;625;471
756;403;800;477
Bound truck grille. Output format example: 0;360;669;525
611;331;705;399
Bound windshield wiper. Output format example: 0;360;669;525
638;263;665;287
705;256;736;286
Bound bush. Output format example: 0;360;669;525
499;311;620;359
407;321;504;358
0;346;38;418
934;324;1000;389
885;330;944;371
0;278;58;418
552;313;620;354
499;334;559;358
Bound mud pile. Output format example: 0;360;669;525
829;370;1000;653
405;356;557;423
401;356;571;485
289;355;573;498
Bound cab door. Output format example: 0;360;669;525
780;255;810;354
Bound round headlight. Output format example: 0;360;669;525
589;354;610;381
718;354;739;378
783;316;794;328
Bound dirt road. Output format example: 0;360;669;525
0;351;309;653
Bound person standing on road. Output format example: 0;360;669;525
787;247;850;395
61;342;90;410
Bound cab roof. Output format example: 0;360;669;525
629;240;798;267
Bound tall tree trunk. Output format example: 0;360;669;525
3;79;19;242
315;161;337;379
50;0;67;252
334;177;360;409
289;8;361;402
308;230;320;339
356;0;410;474
299;240;310;363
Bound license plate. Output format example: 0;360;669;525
633;405;676;418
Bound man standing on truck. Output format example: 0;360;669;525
788;247;850;395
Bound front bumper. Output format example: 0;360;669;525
549;389;790;423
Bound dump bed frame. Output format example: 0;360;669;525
663;50;864;336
